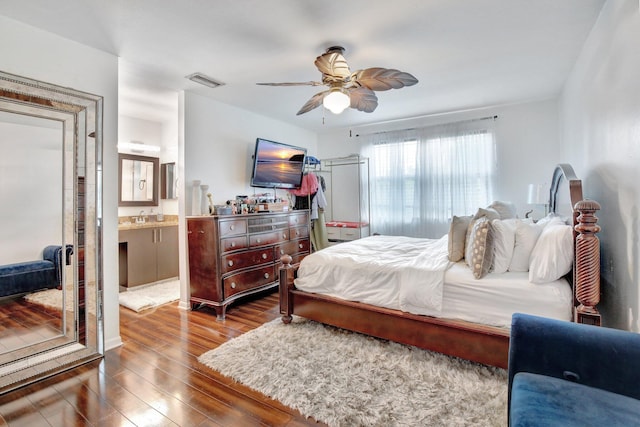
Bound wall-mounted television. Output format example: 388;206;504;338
250;138;307;189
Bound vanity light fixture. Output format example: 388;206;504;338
117;141;161;153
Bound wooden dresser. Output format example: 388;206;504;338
187;210;310;319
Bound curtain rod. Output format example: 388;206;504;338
351;115;498;138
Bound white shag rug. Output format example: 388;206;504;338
23;282;96;314
198;316;508;427
118;279;180;312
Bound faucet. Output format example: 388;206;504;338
136;210;146;224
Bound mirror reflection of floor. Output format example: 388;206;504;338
0;296;63;353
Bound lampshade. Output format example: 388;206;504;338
527;183;548;205
323;88;350;114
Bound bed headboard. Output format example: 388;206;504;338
549;163;601;326
549;163;583;227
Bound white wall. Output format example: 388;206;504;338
317;98;562;222
183;92;318;210
0;120;62;263
560;0;640;331
0;16;121;350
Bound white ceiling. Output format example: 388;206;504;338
1;0;605;133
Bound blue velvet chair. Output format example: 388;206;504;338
508;313;640;426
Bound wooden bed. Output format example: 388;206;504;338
278;164;602;368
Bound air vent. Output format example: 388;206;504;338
186;72;225;89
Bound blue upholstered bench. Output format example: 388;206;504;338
0;245;73;298
508;313;640;426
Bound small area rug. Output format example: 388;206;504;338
23;282;96;314
118;279;180;312
198;316;508;427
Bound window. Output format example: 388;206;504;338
366;119;496;238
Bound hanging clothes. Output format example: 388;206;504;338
288;172;319;197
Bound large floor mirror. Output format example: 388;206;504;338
0;71;103;393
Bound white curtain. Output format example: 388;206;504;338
362;118;496;238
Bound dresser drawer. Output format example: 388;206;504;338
289;212;308;226
289;225;309;239
275;238;310;258
221;247;274;274
326;226;341;240
220;236;248;253
219;219;247;237
223;265;276;298
249;230;289;247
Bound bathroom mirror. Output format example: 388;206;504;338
118;153;159;206
0;70;103;394
161;162;177;199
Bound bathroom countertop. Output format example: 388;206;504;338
118;220;179;231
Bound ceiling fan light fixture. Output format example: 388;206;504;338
323;88;350;114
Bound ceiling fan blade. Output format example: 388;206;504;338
256;81;324;86
296;90;328;115
352;67;419;91
314;50;351;80
348;87;378;113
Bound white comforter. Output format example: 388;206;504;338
295;235;452;312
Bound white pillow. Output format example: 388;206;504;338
508;220;544;272
537;214;568;228
529;224;574;283
488;201;517;219
491;219;518;274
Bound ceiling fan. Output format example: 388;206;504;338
257;46;419;115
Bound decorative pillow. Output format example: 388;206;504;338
466;217;494;279
529;224;573;283
491;218;518;274
448;215;472;262
508;220;544;272
465;207;501;262
488;201;517;219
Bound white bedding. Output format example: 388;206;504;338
294;235;573;328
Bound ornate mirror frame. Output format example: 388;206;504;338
0;71;103;393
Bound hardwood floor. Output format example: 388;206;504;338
0;292;324;426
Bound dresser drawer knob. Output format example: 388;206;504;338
299;243;304;249
229;224;235;231
280;249;284;255
228;260;234;267
230;282;236;289
262;253;268;260
283;233;287;239
230;242;236;248
295;230;300;236
199;230;205;234
256;238;261;244
264;273;270;279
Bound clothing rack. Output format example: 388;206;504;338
305;155;370;242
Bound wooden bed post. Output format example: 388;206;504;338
279;255;295;323
574;199;602;326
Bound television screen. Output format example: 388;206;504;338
250;138;307;189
